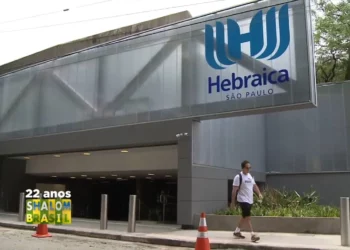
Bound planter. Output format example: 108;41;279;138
193;214;340;234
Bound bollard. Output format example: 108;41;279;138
138;198;141;221
18;192;25;222
100;194;108;230
341;197;350;246
128;195;137;233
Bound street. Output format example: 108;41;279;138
0;227;192;250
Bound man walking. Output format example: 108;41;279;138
231;160;263;242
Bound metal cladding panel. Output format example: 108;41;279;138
0;0;316;140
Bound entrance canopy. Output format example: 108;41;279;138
12;145;178;179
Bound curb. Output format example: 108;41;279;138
0;221;324;250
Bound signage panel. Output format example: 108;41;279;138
190;0;316;111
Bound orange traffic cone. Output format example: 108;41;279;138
32;224;52;238
195;212;210;250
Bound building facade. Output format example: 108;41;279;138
0;0;346;227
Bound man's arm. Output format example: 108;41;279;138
253;184;263;198
231;186;239;205
231;175;240;208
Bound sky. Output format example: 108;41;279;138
0;0;255;66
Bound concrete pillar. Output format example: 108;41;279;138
176;133;193;228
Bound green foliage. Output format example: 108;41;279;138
216;187;340;217
313;0;350;83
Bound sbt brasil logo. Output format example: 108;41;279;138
205;4;291;97
25;190;72;225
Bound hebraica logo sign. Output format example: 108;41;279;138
25;189;72;225
205;4;292;99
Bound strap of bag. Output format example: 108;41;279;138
235;173;243;203
238;173;242;191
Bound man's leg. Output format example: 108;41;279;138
233;203;248;239
246;216;254;234
245;204;260;242
234;218;246;238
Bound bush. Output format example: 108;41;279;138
216;187;340;217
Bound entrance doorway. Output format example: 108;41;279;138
24;175;177;223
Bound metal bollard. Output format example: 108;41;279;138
100;194;108;230
128;195;137;233
18;192;25;222
341;197;350;246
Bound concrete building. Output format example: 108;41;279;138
1;0;346;228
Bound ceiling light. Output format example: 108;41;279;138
146;177;152;179
111;174;117;177
81;175;87;177
23;157;30;160
70;177;76;179
130;176;135;178
117;177;122;180
51;176;57;178
165;175;172;178
87;178;92;180
54;155;60;158
121;150;128;153
148;173;155;176
83;152;91;156
100;176;106;179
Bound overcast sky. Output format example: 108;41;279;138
0;0;256;66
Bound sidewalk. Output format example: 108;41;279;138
0;212;179;233
0;218;348;250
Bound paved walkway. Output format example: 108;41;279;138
0;213;348;249
0;213;179;234
0;220;348;249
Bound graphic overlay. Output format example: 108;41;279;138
25;189;72;225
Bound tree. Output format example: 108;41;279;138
313;0;350;83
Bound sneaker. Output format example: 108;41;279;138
233;232;245;239
251;234;260;242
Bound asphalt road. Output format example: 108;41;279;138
0;227;191;250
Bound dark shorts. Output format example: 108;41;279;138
239;202;252;218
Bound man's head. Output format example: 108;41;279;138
241;160;251;174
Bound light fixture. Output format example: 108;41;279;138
87;178;92;180
121;150;128;153
111;174;117;177
148;173;155;176
81;175;87;177
117;177;122;180
83;152;91;156
130;176;135;178
23;157;30;160
146;177;152;179
70;177;76;179
54;155;61;158
51;176;57;178
165;175;172;178
100;176;106;179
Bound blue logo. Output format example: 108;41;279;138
204;4;291;96
205;4;290;70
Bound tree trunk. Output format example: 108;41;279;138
345;48;350;80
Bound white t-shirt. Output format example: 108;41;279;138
233;172;256;204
